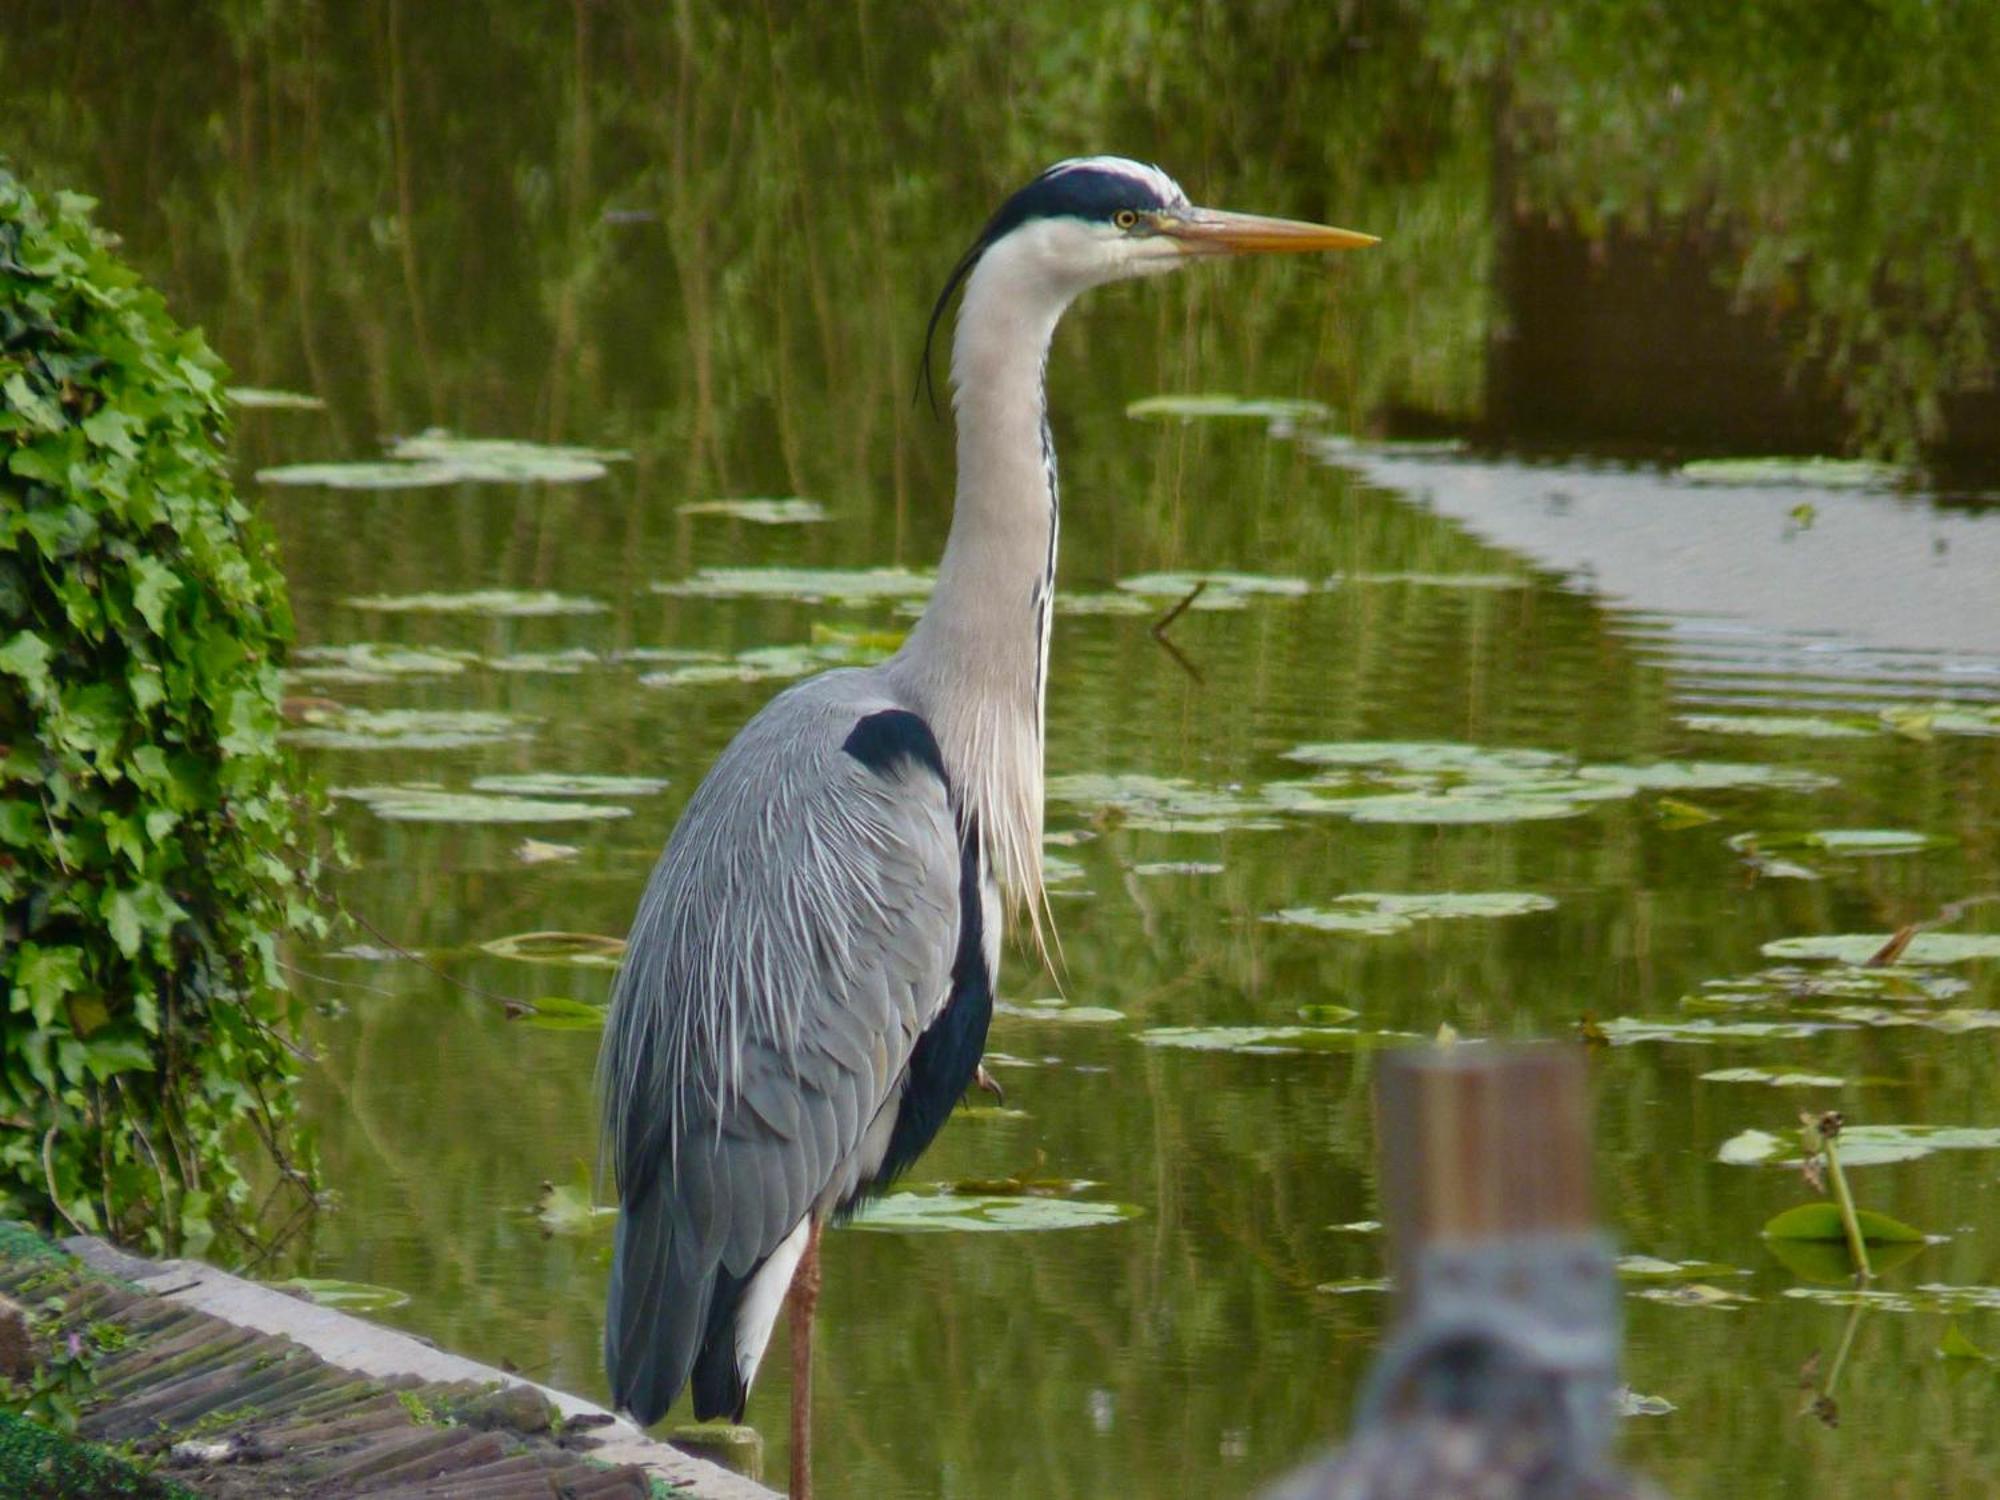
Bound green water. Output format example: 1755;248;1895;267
7;5;2000;1495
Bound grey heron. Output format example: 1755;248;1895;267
598;155;1373;1489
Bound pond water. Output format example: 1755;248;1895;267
8;5;2000;1496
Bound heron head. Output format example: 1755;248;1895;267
922;156;1374;408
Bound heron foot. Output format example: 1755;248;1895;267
974;1064;1005;1107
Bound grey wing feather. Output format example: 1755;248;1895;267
598;669;960;1423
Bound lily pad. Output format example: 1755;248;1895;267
1577;761;1836;792
1676;713;1875;740
1315;1277;1391;1295
1799;829;1934;854
1125;393;1330;423
994;1000;1125;1025
471;773;668;799
336;786;630;824
288;642;474;683
653;567;934;603
1762;934;2000;964
1046;773;1282;834
1678;456;1907;488
344;589;608;616
1130;860;1225;877
1342;792;1592;825
1633;1283;1755;1309
1600;1017;1844;1045
638;644;856;689
1139;1024;1420;1055
1282;741;1571;775
1267;892;1554;935
515;838;579;865
1053;591;1158;617
258;461;464;490
1766;1235;1930;1284
847;1190;1140;1233
480;931;627;967
286;707;530;751
269;1277;411;1312
1790;1278;2000;1314
1719;1124;2000;1168
1762;1202;1925;1243
677;497;828;524
1614;1389;1677;1417
485;648;602;675
1114;571;1313;608
1617;1255;1749;1281
1699;1067;1846;1088
227;386;325;410
1327;571;1527;590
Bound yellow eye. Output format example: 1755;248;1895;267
1113;209;1139;230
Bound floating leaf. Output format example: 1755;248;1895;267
1326;571;1527;590
1282;741;1570;775
847;1190;1140;1233
1618;1255;1748;1281
534;1177;617;1235
1130;860;1225;877
344;589;608;616
480;931;627;966
1125;393;1330;423
1297;1004;1361;1024
1721;1124;2000;1167
1762;1203;1925;1243
1676;713;1874;740
288;642;475;683
286;707;530;751
1046;772;1281;833
485;648;602;675
678;497;828;524
1801;829;1934;854
994;1000;1125;1024
1939;1323;1992;1362
259;461;463;490
1139;1024;1419;1054
1678;457;1907;489
1342;793;1592;824
1762;934;2000;964
226;386;325;410
1577;761;1836;792
1602;1017;1844;1046
1315;1277;1391;1295
336;787;630;824
1699;1067;1845;1088
1634;1283;1755;1309
517;996;611;1031
1053;591;1158;617
1115;571;1313;608
1765;1235;1929;1284
515;839;579;865
1330;1219;1381;1234
653;567;933;602
1654;797;1720;828
638;643;856;688
1715;1129;1783;1165
1613;1389;1677;1417
270;1277;411;1312
472;773;668;798
1263;906;1411;936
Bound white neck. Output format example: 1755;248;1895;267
890;232;1082;931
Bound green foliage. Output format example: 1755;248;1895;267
0;162;324;1255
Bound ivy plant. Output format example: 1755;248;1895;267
0;161;325;1257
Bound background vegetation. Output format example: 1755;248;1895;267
0;164;324;1257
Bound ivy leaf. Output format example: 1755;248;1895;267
0;629;53;692
13;942;86;1026
130;556;181;635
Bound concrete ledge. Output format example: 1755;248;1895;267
61;1236;779;1499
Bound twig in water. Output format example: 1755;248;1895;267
1151;578;1208;638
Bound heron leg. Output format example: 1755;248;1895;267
974;1063;1005;1106
787;1217;824;1500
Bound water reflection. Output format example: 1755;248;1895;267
6;4;2000;1497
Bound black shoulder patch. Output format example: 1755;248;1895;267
842;708;948;785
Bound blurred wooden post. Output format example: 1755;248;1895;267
1262;1043;1658;1498
1367;1044;1618;1467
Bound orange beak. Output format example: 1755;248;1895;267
1155;207;1378;255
